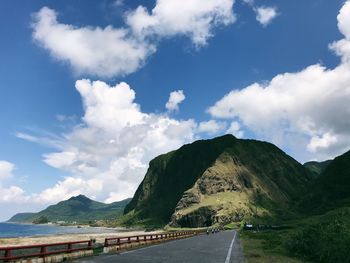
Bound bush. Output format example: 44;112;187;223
285;214;350;263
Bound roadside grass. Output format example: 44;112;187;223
240;230;304;263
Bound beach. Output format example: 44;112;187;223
0;229;161;246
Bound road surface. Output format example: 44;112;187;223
72;230;244;263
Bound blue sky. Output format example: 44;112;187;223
0;0;349;221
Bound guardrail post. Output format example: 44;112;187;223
40;245;47;256
4;248;11;259
117;238;120;245
136;236;139;242
128;237;131;244
88;240;92;249
68;243;72;252
104;239;108;247
144;236;146;241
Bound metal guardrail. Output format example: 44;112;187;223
0;230;203;262
0;240;92;262
104;231;195;247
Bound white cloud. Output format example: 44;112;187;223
114;0;124;7
307;133;338;153
126;0;235;46
17;80;197;205
0;161;15;180
226;121;244;138
242;0;278;27
198;120;226;135
0;161;30;208
209;0;350;161
337;1;350;39
255;7;278;27
165;90;185;112
32;7;156;78
32;2;235;77
0;186;26;203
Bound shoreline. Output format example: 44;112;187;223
0;229;162;247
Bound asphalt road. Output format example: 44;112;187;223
72;230;244;263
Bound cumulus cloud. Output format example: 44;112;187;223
0;161;15;180
243;0;278;27
32;7;156;78
255;7;278;27
165;90;185;112
32;1;235;77
126;0;235;46
17;80;197;204
0;161;28;208
198;120;226;135
208;0;350;161
226;121;244;138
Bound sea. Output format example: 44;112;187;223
0;222;119;238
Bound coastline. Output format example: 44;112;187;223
0;229;162;246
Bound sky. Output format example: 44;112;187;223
0;0;349;221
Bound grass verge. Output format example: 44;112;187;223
240;230;304;263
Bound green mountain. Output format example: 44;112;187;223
122;135;312;227
7;213;36;223
9;195;131;223
303;160;332;177
300;150;350;214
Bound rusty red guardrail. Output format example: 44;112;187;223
104;231;195;247
0;230;203;262
0;240;92;262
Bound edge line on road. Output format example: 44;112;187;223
224;231;237;263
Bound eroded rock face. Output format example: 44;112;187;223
170;153;272;227
171;206;216;228
175;188;202;211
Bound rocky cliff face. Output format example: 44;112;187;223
123;135;312;227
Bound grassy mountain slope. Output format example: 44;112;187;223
300;150;350;214
9;195;131;223
122;135;312;227
303;160;332;177
7;213;36;223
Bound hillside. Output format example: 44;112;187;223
300;150;350;214
303;160;332;177
7;213;36;223
122;134;312;227
9;195;131;223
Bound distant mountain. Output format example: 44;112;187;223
300;150;350;214
122;135;312;227
8;213;36;223
304;160;332;177
8;195;131;223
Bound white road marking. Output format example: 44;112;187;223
224;231;237;263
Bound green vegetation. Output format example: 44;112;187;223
240;231;303;263
240;208;350;263
240;147;350;263
9;195;131;224
300;150;350;214
285;208;350;263
303;160;331;177
32;216;49;224
7;212;35;222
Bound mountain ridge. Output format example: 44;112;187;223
8;195;131;223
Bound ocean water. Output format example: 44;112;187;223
0;222;119;238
